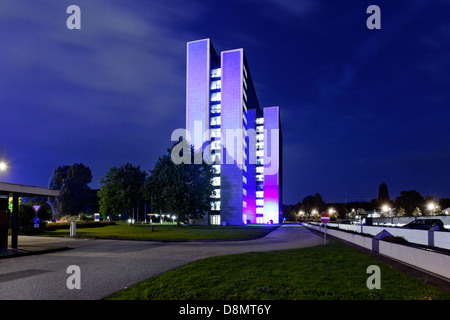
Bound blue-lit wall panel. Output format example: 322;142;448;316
263;107;281;224
220;49;244;225
186;39;210;151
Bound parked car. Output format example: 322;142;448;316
402;219;447;231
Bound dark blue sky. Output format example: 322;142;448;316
1;0;449;205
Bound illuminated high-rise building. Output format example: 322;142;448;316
186;39;281;225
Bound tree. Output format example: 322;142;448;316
397;207;406;217
412;206;422;217
299;193;325;220
395;190;424;216
377;182;391;207
98;162;147;220
146;140;215;225
48;163;93;218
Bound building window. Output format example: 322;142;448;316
211;80;221;90
256;166;264;174
256;207;264;214
211;104;221;114
211;92;221;102
212;164;220;174
211;201;221;211
212;177;221;186
211;140;221;150
256;199;264;206
210;116;221;126
211;189;220;199
210;215;221;225
256;191;264;198
211;68;221;78
256;117;264;125
210;129;221;138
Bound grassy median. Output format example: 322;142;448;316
43;222;278;241
106;241;450;300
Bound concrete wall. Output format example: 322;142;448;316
328;222;450;250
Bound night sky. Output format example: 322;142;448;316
1;0;449;205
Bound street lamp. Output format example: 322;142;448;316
427;202;437;216
0;161;7;172
382;204;391;217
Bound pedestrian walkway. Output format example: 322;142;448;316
0;236;80;259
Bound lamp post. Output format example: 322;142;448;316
427;202;437;216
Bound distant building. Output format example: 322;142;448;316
186;39;282;225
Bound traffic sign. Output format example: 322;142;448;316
320;212;330;224
32;205;42;214
33;216;41;224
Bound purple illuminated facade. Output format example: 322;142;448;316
186;39;281;225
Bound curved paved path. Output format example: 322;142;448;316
0;225;322;300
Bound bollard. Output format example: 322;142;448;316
70;221;76;237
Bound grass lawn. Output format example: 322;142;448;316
43;222;278;241
106;241;450;300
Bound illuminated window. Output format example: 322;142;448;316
256;191;264;198
256;118;264;125
256;207;264;214
210;116;221;126
256;175;264;182
256;133;264;142
211;80;221;90
256;158;264;165
256;150;264;158
211;189;220;198
212;164;220;174
256;199;264;206
243;176;247;184
211;201;221;211
256;142;264;150
210;215;221;225
256;126;264;133
211;92;221;102
243;188;247;196
211;140;221;150
211;104;221;114
243;201;247;208
211;68;221;78
212;177;221;186
210;129;221;138
256;167;264;174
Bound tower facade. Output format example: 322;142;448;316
186;39;281;225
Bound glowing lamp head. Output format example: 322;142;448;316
0;161;7;171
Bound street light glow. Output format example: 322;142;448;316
0;161;7;171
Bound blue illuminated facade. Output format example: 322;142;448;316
186;39;281;225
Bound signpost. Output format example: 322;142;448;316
320;212;330;246
32;204;42;228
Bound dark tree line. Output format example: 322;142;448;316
47;140;215;225
283;182;450;222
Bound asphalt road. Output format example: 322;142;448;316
0;224;323;300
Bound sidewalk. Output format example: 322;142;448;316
0;236;78;259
